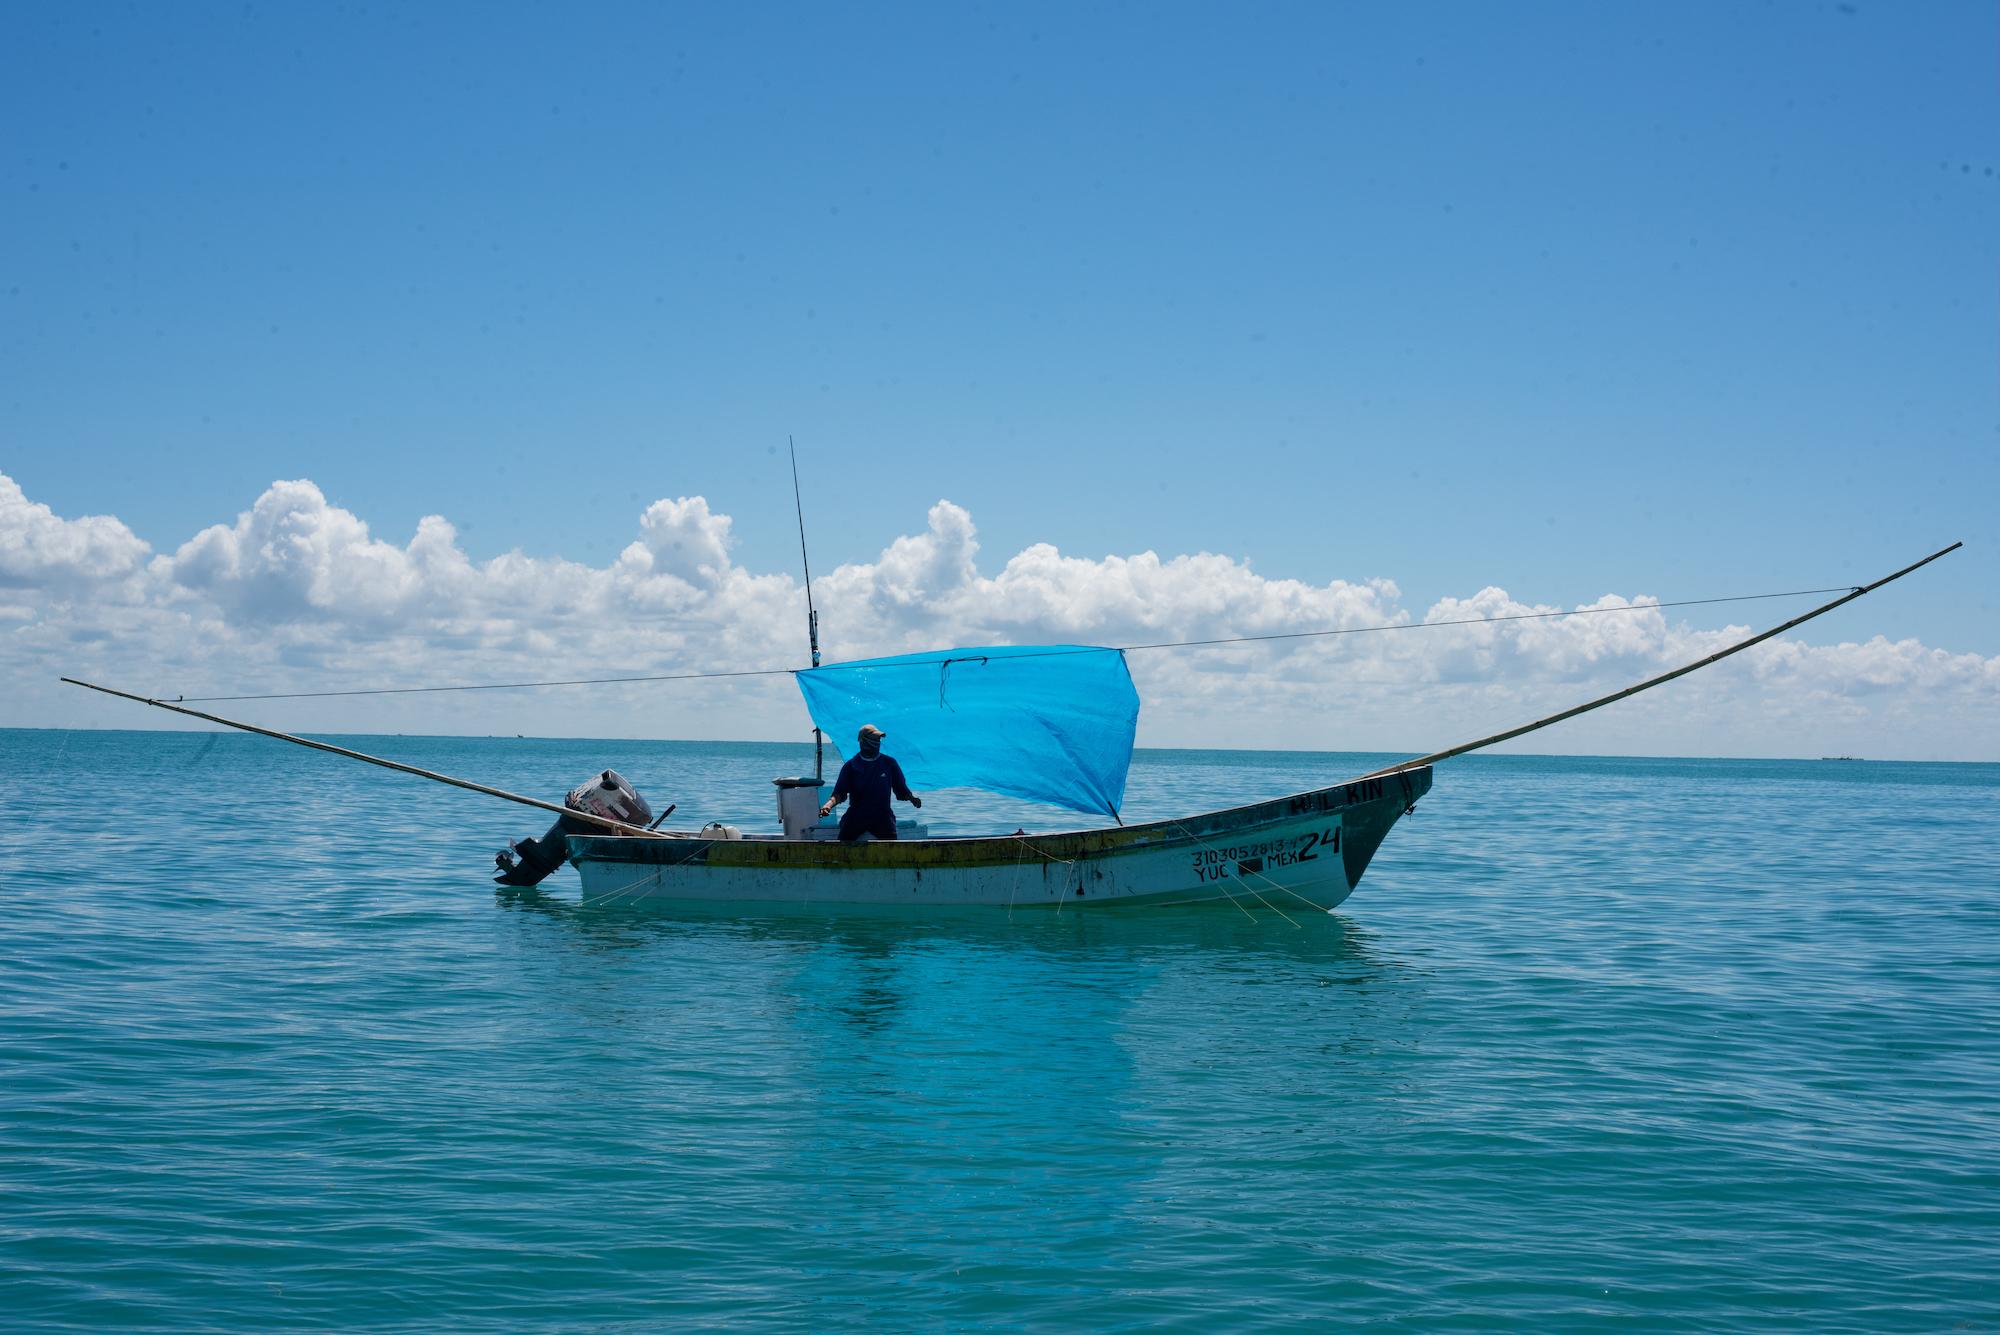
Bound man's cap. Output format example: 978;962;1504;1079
858;723;886;739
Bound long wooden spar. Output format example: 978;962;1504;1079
57;677;671;839
1358;540;1962;780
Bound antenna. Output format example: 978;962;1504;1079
789;435;824;781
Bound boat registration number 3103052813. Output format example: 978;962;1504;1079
1189;826;1340;883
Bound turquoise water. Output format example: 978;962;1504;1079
3;729;1996;1331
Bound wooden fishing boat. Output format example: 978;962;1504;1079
566;768;1431;910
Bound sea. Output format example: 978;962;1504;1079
2;728;1995;1332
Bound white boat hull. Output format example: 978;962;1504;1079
565;767;1431;910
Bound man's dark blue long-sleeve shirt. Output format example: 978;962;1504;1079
832;753;914;841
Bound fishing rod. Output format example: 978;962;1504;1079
790;434;824;782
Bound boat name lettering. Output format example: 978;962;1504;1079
1342;777;1384;805
1288;778;1382;815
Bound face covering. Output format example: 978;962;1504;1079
859;737;881;758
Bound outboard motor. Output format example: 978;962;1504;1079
566;770;652;828
495;769;654;887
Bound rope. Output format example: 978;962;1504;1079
162;584;1859;703
1009;832;1078;867
177;665;795;703
1214;862;1300;926
1117;586;1858;653
1355;541;1961;781
575;863;675;910
1008;832;1082;914
1006;836;1026;914
1004;821;1308;921
1170;820;1323;923
1206;864;1262;922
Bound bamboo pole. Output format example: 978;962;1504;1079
1358;541;1962;780
58;678;671;839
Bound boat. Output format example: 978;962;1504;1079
560;640;1429;911
517;640;1430;911
567;772;1428;910
61;542;1960;912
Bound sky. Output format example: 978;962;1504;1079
3;1;1996;760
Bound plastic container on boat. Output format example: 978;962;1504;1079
773;776;827;840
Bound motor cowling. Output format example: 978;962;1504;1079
565;769;653;830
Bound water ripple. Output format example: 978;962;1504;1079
1;732;1995;1330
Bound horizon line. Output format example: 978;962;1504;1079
4;723;1990;767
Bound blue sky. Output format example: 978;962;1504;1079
3;2;1995;755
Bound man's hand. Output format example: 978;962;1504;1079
911;795;922;809
819;800;835;817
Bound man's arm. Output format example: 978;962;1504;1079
819;763;850;817
889;759;921;808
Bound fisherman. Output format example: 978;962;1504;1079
819;724;921;841
495;769;653;886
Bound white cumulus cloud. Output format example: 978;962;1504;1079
2;470;1994;760
0;473;151;590
629;495;736;586
164;479;428;622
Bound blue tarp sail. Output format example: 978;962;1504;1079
794;646;1140;819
